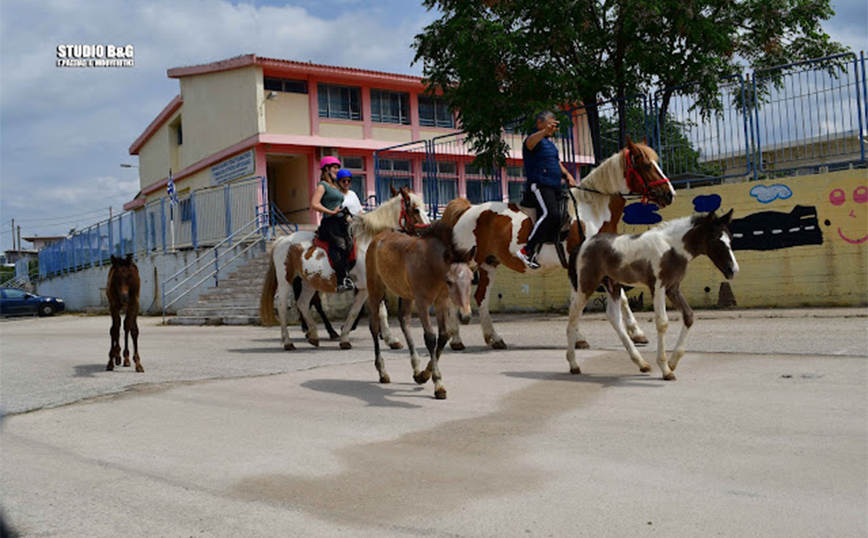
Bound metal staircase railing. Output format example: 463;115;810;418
161;216;266;323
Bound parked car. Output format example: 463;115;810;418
0;287;65;317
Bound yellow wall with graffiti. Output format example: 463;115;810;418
488;169;868;312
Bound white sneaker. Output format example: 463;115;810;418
517;247;540;269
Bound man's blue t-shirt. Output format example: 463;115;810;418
522;137;562;188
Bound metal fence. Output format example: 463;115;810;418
375;53;866;205
39;177;266;278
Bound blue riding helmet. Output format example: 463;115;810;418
336;169;353;180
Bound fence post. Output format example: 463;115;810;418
191;191;198;250
161;198;167;254
224;184;232;246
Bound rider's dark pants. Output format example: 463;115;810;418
319;216;351;282
525;183;561;256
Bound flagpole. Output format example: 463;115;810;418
168;168;177;252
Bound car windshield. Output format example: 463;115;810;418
3;289;28;299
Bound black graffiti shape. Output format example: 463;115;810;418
729;205;823;251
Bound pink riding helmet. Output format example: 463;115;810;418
320;156;341;169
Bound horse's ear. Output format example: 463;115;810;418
125;253;133;263
625;135;639;155
719;208;734;225
110;255;118;265
390;183;398;197
467;246;477;262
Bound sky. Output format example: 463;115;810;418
1;0;866;255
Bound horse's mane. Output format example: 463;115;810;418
440;197;472;227
576;142;660;195
420;219;473;262
350;192;425;239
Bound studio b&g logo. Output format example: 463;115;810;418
56;44;135;68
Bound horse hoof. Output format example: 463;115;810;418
379;374;391;384
284;343;295;351
115;357;121;366
664;373;677;381
388;341;403;350
450;342;465;351
136;365;144;373
106;364;114;371
575;340;590;349
434;388;447;400
631;335;650;345
340;341;352;350
413;371;431;384
308;338;320;348
123;360;130;367
491;340;507;350
570;367;582;375
639;365;651;373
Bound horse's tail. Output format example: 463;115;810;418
260;249;278;326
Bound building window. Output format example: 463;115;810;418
465;162;501;204
421;160;458;207
264;77;308;94
506;165;525;203
318;83;361;120
175;121;183;145
418;95;454;128
342;156;365;170
370;90;410;125
376;158;412;201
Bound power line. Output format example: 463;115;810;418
13;207;111;225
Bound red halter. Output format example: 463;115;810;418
400;198;429;234
623;149;671;205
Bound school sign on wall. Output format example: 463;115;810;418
211;150;255;185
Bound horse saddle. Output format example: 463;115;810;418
518;188;574;268
312;236;356;270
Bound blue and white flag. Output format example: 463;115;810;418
167;169;179;206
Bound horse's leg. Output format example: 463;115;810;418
652;285;675;380
277;275;294;350
368;291;390;384
666;286;693;375
312;292;339;340
566;288;591;374
620;289;649;345
477;264;506;349
107;309;121;371
339;290;367;349
606;290;652;374
378;301;403;349
292;277;309;335
297;285;320;347
122;311;131;367
130;309;143;372
397;298;427;384
419;302;446;399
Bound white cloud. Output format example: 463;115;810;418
0;0;430;247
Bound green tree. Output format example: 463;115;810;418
413;0;845;168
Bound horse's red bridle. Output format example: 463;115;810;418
623;149;671;205
399;198;430;234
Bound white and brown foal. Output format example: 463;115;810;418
566;210;738;380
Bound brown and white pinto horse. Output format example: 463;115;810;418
366;220;475;400
260;187;430;350
566;210;738;380
443;138;675;350
106;254;143;372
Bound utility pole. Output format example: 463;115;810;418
11;218;15;251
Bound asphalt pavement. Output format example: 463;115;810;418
1;309;866;537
